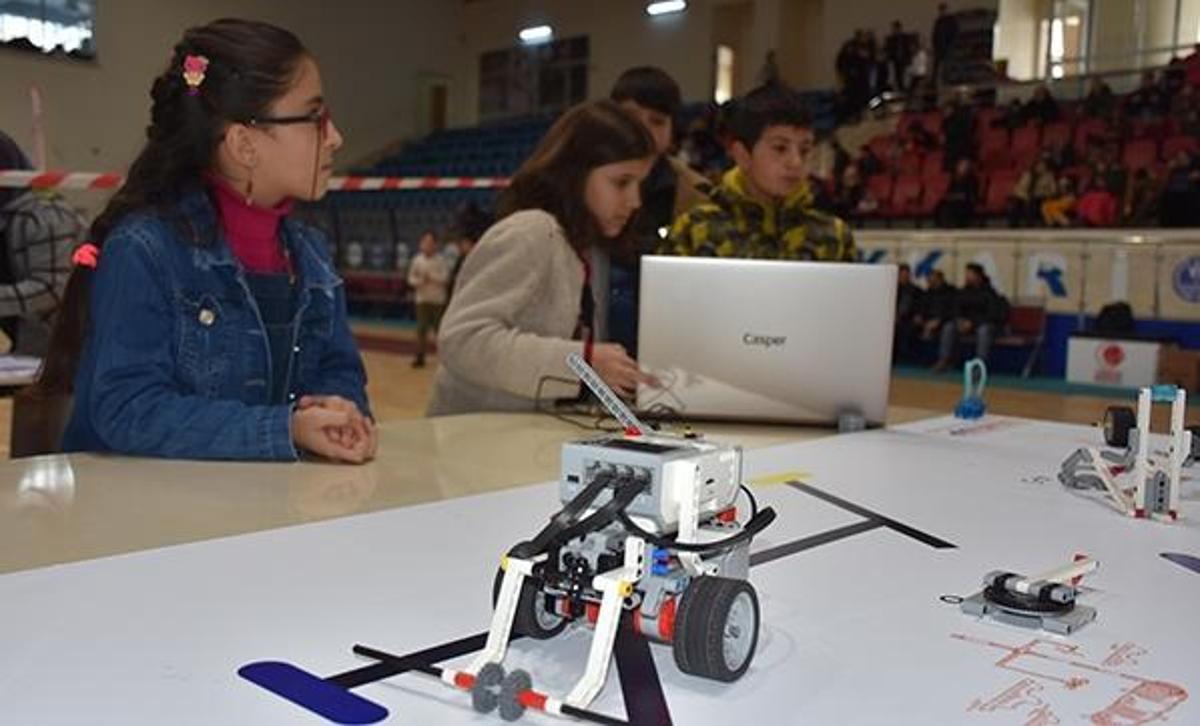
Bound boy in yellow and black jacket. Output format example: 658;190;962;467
664;85;856;262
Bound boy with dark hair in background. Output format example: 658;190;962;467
666;84;856;261
607;66;708;355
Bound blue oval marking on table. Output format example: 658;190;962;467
238;661;389;724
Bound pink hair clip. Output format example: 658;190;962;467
182;54;209;95
72;243;99;269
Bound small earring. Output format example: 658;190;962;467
244;176;254;206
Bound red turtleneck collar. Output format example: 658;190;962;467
207;175;294;274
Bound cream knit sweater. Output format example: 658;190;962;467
426;210;586;415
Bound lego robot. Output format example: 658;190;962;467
431;353;777;722
1058;385;1191;521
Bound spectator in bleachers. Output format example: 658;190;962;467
1161;151;1200;227
1170;82;1199;117
908;38;930;94
902;119;938;153
1022;84;1061;125
917;268;955;348
758;50;782;88
870;46;892;99
931;3;957;84
835;32;861;101
1162;57;1187;98
1081;77;1116;120
428;100;658;415
679;112;727;177
856;143;885;178
885;21;913;91
808;172;835;211
1181;101;1200;137
1076;178;1119;227
1042;137;1076;172
992;98;1025;133
667;85;856;261
932;263;1007;372
894;262;923;363
862;30;880;65
1123;168;1159;226
1009;159;1058;227
1184;43;1200;87
1041;177;1077;227
609;66;709;355
942;96;976;171
936;158;980;228
835;29;884;119
1092;157;1127;203
831;164;878;220
1124;72;1167;120
407;231;449;369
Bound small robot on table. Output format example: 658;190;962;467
422;353;777;722
1058;384;1192;522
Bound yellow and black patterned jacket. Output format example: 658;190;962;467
663;167;856;261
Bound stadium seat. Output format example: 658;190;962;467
981;169;1019;216
1122;138;1159;171
1163;135;1200;160
891;174;924;217
918;173;950;216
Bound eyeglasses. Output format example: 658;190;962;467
247;107;333;136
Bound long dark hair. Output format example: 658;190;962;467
497;100;654;250
33;18;309;396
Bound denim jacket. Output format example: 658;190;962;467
62;186;369;460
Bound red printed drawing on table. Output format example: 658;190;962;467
952;634;1188;725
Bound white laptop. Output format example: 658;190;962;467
636;256;897;425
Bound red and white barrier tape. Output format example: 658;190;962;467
0;170;508;191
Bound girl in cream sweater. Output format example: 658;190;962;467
428;100;659;415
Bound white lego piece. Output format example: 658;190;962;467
564;536;645;708
468;552;545;675
1132;388;1152;511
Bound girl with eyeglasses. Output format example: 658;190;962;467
34;18;376;463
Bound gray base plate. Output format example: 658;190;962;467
961;591;1097;635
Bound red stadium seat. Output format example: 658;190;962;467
920;110;944;138
979;128;1011;170
1062;164;1093;190
867;134;894;161
974;106;1001;134
896;151;923;176
1163;135;1200;160
922;150;945;177
918;173;950;215
1012;125;1040;157
891;174;923;216
1074;119;1110;157
1129;117;1166;140
866;173;893;214
1122;138;1159;171
1041;121;1070;149
982;169;1019;215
